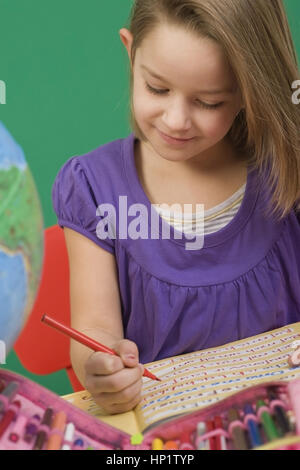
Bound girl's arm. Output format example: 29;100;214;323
63;227;125;388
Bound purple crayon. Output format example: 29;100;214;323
24;414;41;443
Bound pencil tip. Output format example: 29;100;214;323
41;314;45;322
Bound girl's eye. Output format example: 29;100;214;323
145;82;223;110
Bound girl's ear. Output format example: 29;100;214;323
119;28;134;65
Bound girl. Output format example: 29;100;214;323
52;0;300;414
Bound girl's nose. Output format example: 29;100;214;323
162;98;192;133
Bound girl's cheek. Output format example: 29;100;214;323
199;112;235;139
197;118;224;139
134;96;158;120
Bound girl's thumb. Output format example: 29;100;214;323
114;339;139;367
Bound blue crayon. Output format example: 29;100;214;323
243;404;263;448
73;438;85;450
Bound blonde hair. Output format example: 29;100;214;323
124;0;300;220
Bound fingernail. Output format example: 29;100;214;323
125;354;136;360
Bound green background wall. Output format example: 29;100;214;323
0;0;299;395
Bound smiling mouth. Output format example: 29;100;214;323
158;129;195;142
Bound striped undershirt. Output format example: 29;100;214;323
153;183;246;236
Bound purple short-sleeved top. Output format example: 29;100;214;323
52;132;300;363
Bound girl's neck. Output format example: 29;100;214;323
135;135;244;181
134;136;248;210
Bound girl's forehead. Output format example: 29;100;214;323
141;23;222;54
136;24;237;92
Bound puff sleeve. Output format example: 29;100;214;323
51;156;115;254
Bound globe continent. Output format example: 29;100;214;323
0;121;44;354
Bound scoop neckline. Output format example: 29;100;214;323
155;182;246;217
123;132;260;249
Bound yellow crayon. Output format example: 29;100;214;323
152;437;164;450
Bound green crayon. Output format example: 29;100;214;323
256;399;281;441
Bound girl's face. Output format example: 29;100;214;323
120;24;244;165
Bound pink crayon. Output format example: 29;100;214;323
9;415;28;443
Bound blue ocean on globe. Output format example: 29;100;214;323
0;121;44;356
0;252;27;355
0;122;27;171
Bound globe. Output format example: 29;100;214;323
0;121;44;356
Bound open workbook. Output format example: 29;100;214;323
62;322;300;436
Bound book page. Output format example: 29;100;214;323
134;322;300;433
62;389;141;436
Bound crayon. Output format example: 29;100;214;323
0;401;21;439
41;314;160;382
9;415;28;443
0;382;19;413
61;422;75;450
46;411;67;450
152;438;164;450
179;430;194;450
287;411;296;433
24;414;41;443
0;379;6;393
33;408;53;450
256;399;281;441
164;440;179;450
196;421;209;450
243;404;263;448
205;419;217;450
214;416;227;450
73;438;85;450
267;390;290;435
227;408;250;450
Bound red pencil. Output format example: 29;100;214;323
41;314;160;382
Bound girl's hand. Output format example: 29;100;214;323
84;339;145;414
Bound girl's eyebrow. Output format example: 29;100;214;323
140;64;235;95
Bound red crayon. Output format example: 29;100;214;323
41;314;160;382
179;430;195;450
0;379;6;393
0;401;21;439
214;416;227;450
206;420;217;450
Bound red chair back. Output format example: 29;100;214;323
14;225;84;392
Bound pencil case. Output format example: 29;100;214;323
138;379;300;450
1;368;300;450
0;369;131;450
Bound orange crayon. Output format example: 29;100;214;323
164;440;179;450
46;411;67;450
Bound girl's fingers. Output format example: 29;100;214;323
95;389;143;415
86;366;143;394
85;351;124;376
